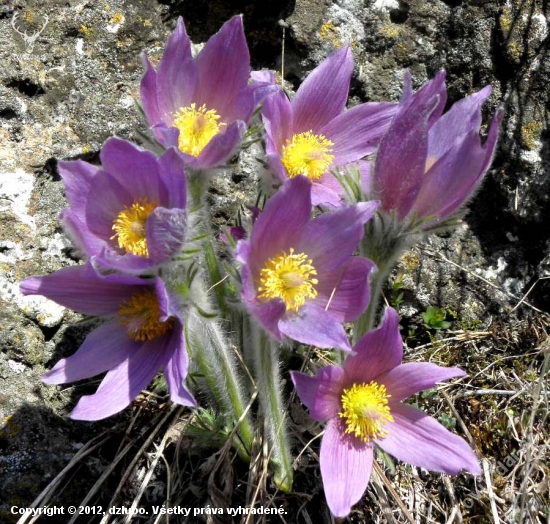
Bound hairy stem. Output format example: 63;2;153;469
250;324;293;492
186;309;254;460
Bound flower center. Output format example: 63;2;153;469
111;198;157;257
281;131;334;180
118;289;174;341
173;103;225;157
339;381;394;443
258;248;318;312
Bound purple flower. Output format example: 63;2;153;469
236;176;378;351
59;137;187;274
291;307;480;517
20;263;196;420
261;46;397;206
372;71;503;227
141;16;272;170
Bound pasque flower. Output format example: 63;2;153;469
20;262;196;420
141;16;272;170
291;307;480;517
261;46;397;206
372;71;503;228
59;137;187;274
236;175;378;351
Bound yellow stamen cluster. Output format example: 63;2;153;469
339;381;394;443
258;248;318;312
111;198;157;257
281;131;334;180
172;103;224;156
118;289;174;341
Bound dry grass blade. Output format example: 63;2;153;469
482;458;501;524
124;426;174;524
372;461;415;524
17;432;111;524
97;404;183;524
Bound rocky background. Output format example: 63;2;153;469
1;0;549;522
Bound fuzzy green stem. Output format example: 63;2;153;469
186;309;254;461
251;325;293;491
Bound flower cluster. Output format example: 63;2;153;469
20;14;502;518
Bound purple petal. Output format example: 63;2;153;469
194;16;250;121
156;17;197;125
224;82;279;125
249;299;286;341
85;170;131;239
279;303;351;351
401;69;413;103
99;138;166;204
428;85;492;161
436;108;503;220
58;160;98;221
292;46;353;133
373;89;438;219
262;89;293;161
140;53;162;132
158;147;187;208
378;363;465;401
251;70;275;84
235;239;251;265
413;70;447;127
411;130;488;221
70;332;172;421
146;207;187;265
344;307;403;382
315;257;375;322
19;263;149;316
191;120;246;170
239;249;286;339
296;201;378;273
320;418;373;518
159;125;184;153
291;366;345;422
155;276;176;321
242;267;285;339
164;327;197;407
359;160;372;196
249;176;312;273
310;177;344;207
477;108;504;175
42;320;139;384
321;102;397;164
60;211;108;256
377;402;481;476
94;248;157;275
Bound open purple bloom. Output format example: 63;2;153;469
261;46;397;206
141;16;272;170
236;176;378;351
59;137;187;275
20;263;196;420
291;307;480;517
372;71;503;228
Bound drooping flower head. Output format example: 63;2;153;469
261;46;397;206
141;16;273;170
291;307;480;517
292;308;480;517
236;175;378;351
372;71;503;229
20;263;196;420
59;137;187;274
